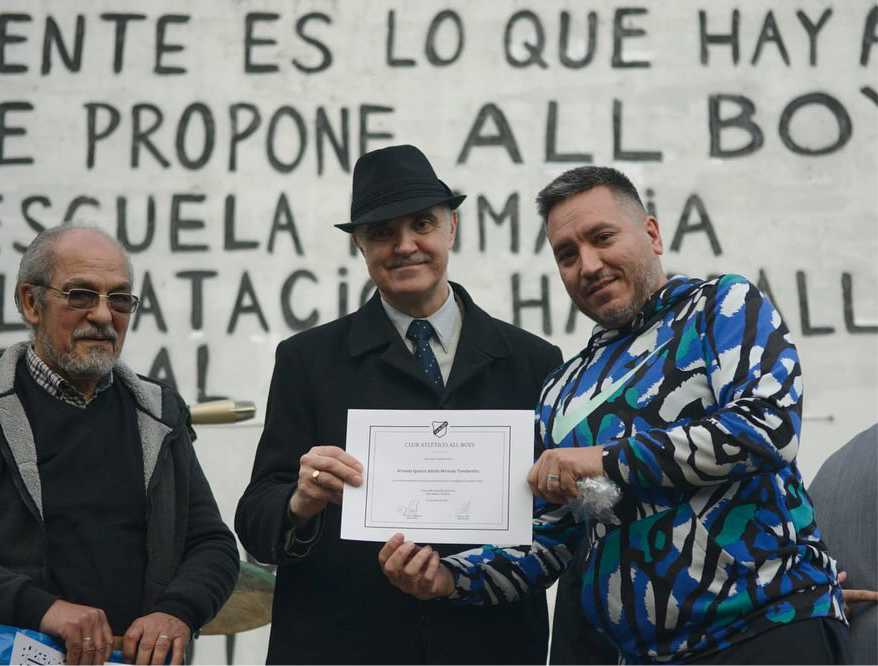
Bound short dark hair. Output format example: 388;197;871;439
536;166;645;222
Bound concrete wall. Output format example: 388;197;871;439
1;1;876;662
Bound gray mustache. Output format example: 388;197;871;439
73;325;118;342
387;255;430;269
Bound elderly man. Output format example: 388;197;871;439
381;166;850;664
235;144;562;664
0;226;238;665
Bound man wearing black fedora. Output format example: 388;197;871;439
236;144;562;664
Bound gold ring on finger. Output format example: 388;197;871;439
312;470;321;482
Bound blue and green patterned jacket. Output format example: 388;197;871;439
443;275;845;663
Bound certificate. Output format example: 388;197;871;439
341;409;534;545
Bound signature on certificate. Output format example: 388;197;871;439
398;499;422;519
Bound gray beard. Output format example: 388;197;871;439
35;328;117;381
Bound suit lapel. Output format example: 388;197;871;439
381;341;444;395
443;283;510;397
347;284;511;398
347;292;443;395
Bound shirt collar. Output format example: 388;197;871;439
381;286;460;352
25;345;114;408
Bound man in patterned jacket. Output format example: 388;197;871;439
379;166;850;664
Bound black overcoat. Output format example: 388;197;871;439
236;283;562;664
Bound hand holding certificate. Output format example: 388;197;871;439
289;445;363;523
378;534;454;600
340;409;535;545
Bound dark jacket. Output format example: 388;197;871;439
809;424;878;665
0;342;239;633
235;283;562;665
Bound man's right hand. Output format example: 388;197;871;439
289;445;363;522
39;599;113;665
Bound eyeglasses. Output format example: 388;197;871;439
35;284;140;314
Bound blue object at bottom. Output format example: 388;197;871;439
0;624;126;664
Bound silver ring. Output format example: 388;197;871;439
547;474;560;482
82;636;93;643
157;634;170;642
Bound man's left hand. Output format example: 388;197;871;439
528;446;604;504
123;612;190;665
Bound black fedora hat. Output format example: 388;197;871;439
335;144;466;232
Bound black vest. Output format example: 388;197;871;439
15;358;147;634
